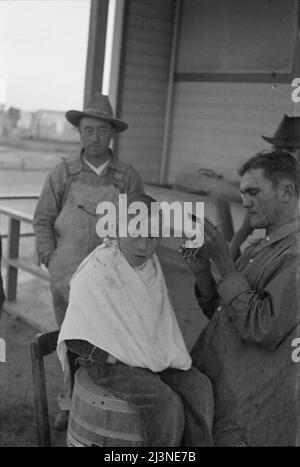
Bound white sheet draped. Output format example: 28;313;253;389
57;240;191;372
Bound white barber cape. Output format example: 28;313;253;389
57;240;192;372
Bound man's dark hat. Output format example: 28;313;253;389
65;92;128;133
262;114;300;148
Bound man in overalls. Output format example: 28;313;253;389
33;93;144;430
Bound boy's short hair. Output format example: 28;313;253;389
115;192;162;238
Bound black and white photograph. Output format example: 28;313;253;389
0;0;299;450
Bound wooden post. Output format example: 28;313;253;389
159;0;182;185
84;0;109;105
31;337;51;447
6;217;20;301
103;0;126;112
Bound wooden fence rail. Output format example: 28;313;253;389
0;194;50;302
0;189;235;302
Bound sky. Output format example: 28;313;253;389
0;0;91;111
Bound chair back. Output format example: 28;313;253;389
31;330;59;447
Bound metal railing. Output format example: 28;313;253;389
0;194;49;302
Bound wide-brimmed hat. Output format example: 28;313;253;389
262;114;300;148
65;92;128;133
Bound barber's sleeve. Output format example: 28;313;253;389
194;282;219;320
217;255;299;350
33;163;66;266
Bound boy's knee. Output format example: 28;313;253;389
159;387;185;444
196;371;213;395
160;384;185;425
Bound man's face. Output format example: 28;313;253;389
79;117;115;158
240;168;281;232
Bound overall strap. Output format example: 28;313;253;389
60;155;82;208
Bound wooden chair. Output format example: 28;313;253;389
30;330;59;447
31;331;78;447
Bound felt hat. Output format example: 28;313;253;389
262;114;300;148
65;92;128;133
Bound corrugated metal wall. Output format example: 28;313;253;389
167;81;293;184
116;0;175;184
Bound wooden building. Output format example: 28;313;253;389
84;0;300;186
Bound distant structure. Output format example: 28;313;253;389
0;106;79;143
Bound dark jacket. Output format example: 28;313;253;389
192;219;300;446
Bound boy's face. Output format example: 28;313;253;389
119;210;162;267
119;235;160;267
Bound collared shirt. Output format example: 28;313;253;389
82;156;110;176
193;218;300;446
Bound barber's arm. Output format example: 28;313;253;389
217;257;298;350
194;282;219;320
180;241;219;319
203;218;299;350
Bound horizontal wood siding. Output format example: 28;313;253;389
116;0;174;184
167;81;295;184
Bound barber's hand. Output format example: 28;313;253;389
179;242;211;276
179;237;217;298
203;217;235;277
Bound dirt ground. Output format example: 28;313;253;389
0;311;66;447
0;143;69;446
